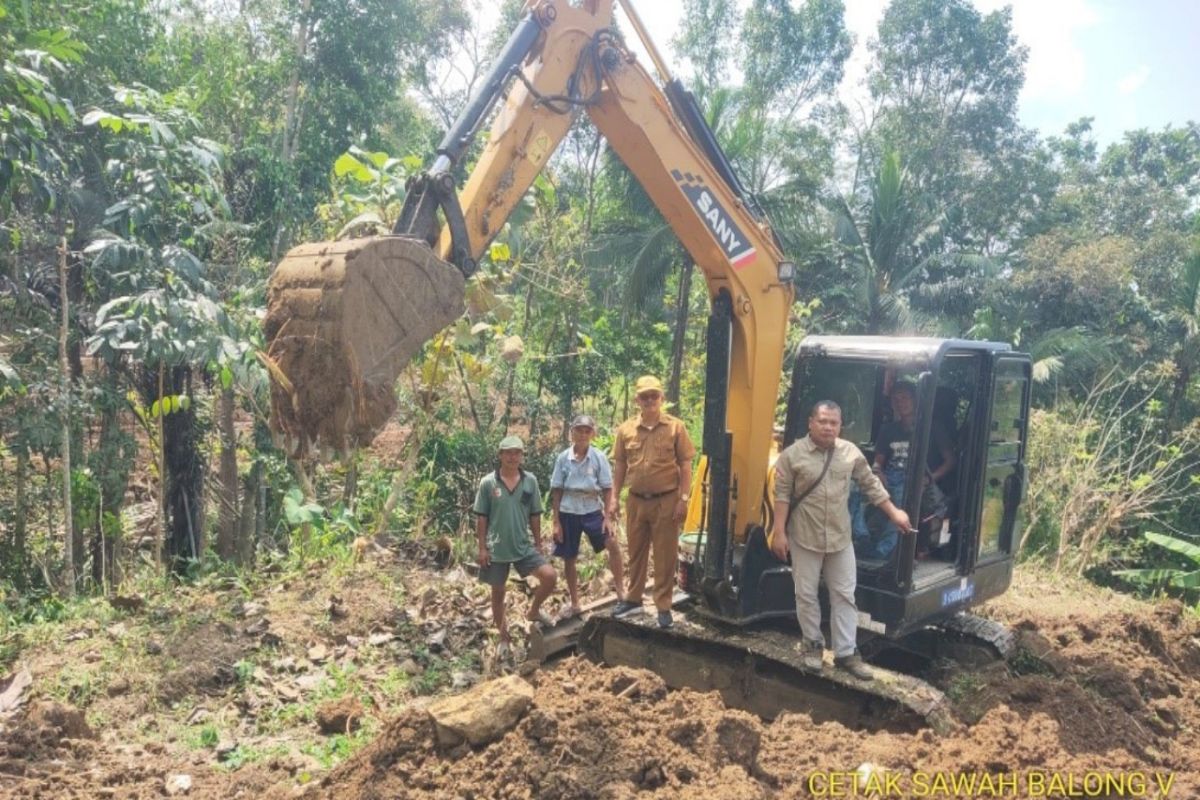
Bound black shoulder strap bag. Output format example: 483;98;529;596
784;447;835;532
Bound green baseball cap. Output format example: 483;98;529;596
498;435;525;451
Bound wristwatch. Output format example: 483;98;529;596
679;493;690;502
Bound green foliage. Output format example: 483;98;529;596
321;146;423;237
1114;532;1200;596
408;429;509;537
194;724;220;749
1021;374;1200;576
0;22;84;209
277;487;364;566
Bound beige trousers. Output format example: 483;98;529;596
625;493;679;611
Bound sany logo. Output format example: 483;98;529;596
672;170;757;270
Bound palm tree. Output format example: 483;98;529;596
966;307;1112;384
832;151;934;334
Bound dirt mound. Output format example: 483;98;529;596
155;621;249;703
0;699;95;770
316;695;365;735
264;236;465;457
5;563;1197;799
297;580;1200;799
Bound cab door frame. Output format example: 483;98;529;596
964;353;1033;573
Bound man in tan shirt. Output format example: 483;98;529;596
770;401;911;680
609;375;696;628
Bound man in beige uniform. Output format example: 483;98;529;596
610;375;696;628
770;401;912;680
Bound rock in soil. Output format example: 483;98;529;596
427;673;533;748
165;773;193;795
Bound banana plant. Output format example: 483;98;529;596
1114;531;1200;591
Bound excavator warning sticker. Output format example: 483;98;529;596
672;170;757;270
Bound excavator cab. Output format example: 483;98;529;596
689;336;1031;642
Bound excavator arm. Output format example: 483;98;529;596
400;0;795;566
266;0;794;596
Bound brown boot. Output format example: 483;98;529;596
796;639;824;671
834;651;873;681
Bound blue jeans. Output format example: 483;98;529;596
851;466;905;560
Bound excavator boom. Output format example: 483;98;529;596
266;0;793;557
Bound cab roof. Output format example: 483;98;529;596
796;336;1014;369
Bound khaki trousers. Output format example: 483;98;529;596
625;493;679;611
788;540;859;658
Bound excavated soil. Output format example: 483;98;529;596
264;236;464;457
295;578;1200;800
2;570;1197;799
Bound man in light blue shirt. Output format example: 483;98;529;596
550;414;625;617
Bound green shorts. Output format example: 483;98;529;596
478;552;548;587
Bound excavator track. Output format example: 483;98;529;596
577;609;959;735
942;612;1016;658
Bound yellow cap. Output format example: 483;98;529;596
634;375;664;396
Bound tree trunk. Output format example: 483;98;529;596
14;449;28;590
145;365;205;572
216;385;239;560
156;363;167;567
62;240;87;582
1165;357;1192;433
453;352;484;432
293;459;316;560
92;365;130;589
560;319;578;444
43;456;54;555
90;506;104;588
528;319;560;442
667;256;694;406
274;0;313;261
57;239;75;596
237;463;260;567
164;367;204;569
502;279;537;429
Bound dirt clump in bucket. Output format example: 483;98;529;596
264;236;464;457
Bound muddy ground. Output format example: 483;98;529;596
2;558;1197;799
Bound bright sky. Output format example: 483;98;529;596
470;0;1198;146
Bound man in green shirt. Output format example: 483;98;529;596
474;435;557;657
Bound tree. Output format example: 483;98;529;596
859;0;1034;258
82;86;240;572
831;150;980;334
1163;235;1200;430
867;0;1026;164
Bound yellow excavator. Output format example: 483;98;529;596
265;0;1031;732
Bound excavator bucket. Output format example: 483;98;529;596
263;236;464;457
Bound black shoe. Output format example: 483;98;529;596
657;610;673;629
612;600;641;617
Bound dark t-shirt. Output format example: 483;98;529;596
877;421;953;472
